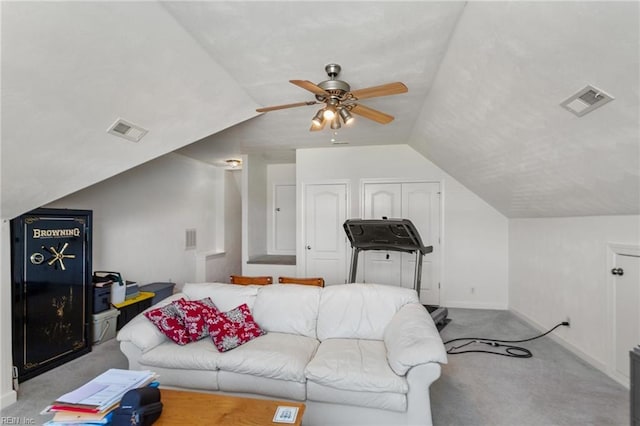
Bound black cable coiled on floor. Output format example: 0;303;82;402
444;322;567;358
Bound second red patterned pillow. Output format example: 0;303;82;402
207;303;266;352
176;298;220;341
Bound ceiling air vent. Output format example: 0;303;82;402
107;118;148;142
560;85;614;117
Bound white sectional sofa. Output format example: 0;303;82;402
117;282;447;425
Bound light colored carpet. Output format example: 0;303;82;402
432;309;628;426
0;309;629;425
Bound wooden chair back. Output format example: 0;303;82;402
229;275;273;285
278;276;325;287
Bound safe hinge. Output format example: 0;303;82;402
12;366;19;391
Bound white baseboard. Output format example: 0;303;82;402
443;300;507;310
0;389;17;410
509;309;626;387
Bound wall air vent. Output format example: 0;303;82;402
185;228;197;250
107;118;148;142
560;85;614;117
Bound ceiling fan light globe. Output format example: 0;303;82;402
339;108;354;125
330;117;341;129
323;108;336;121
311;110;325;127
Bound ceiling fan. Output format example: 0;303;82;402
256;64;408;131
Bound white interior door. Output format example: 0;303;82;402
273;184;296;253
304;184;347;285
613;252;640;382
401;182;440;305
362;183;402;284
362;181;441;305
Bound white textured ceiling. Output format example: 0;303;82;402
170;1;465;159
410;1;640;217
2;1;639;219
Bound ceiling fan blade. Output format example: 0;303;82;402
256;101;318;113
349;82;408;100
290;80;329;96
350;104;394;124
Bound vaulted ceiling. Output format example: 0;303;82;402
2;1;638;220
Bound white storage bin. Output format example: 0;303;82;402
92;308;120;344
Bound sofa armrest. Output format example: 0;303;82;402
383;303;448;375
116;292;186;352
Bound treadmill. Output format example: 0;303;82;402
343;218;448;329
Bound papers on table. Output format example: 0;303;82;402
44;369;157;425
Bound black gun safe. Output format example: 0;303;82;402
11;208;93;382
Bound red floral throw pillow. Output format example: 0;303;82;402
143;299;191;345
207;304;266;352
176;298;220;341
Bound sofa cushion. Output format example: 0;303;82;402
384;303;448;375
143;299;191;345
305;339;408;394
217;332;319;383
176;298;220;341
306;381;407;412
208;304;266;352
139;339;222;370
252;284;321;339
218;371;306;401
182;282;259;311
316;284;419;341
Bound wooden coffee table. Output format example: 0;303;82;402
154;388;306;425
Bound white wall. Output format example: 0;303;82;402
204;170;242;283
243;154;267;262
296;144;509;309
509;215;640;372
46;153;224;287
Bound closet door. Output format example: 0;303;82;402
362;182;441;305
362;183;402;284
273;184;296;253
400;182;440;305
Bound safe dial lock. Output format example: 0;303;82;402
30;252;45;265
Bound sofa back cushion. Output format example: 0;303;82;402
252;284;321;339
183;282;259;311
317;284;419;341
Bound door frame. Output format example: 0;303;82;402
359;178;444;303
607;242;640;387
298;179;351;279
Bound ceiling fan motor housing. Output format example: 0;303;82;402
316;79;351;101
315;63;351;101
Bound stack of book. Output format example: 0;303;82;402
43;369;157;425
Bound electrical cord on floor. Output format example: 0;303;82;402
443;321;569;358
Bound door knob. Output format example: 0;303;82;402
306;245;311;250
611;268;624;276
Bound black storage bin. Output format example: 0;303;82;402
116;297;153;331
140;282;175;305
93;286;111;314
